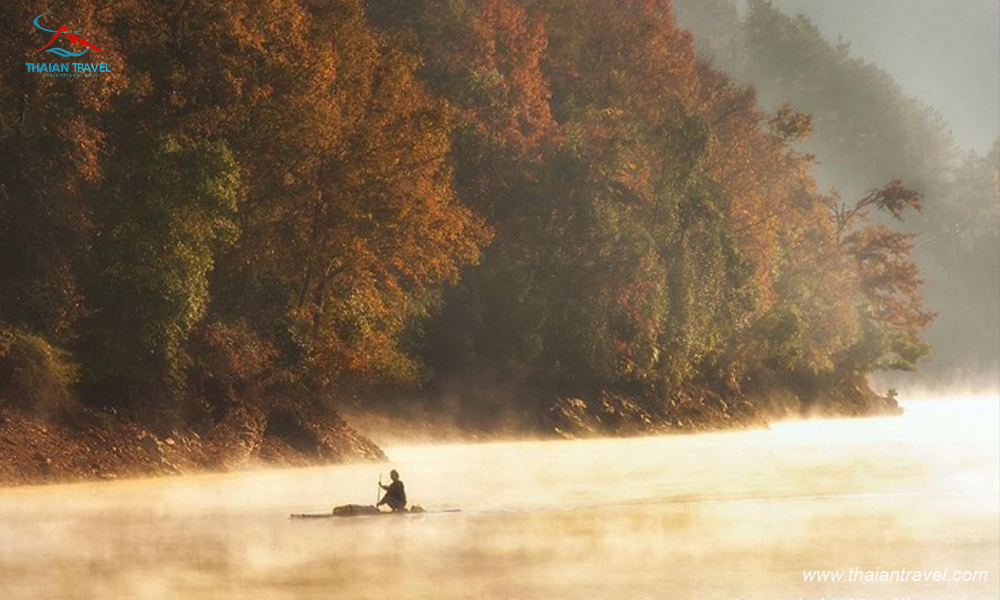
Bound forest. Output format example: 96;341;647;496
675;0;1000;385
2;0;983;475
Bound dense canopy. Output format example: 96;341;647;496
1;0;936;432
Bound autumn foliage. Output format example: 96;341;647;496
0;0;931;429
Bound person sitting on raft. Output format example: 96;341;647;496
378;469;407;512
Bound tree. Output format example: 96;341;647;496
828;182;934;372
80;137;240;409
102;0;490;397
0;1;126;344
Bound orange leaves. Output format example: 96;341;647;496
464;0;557;158
843;225;932;338
769;104;813;142
273;8;491;383
693;66;818;303
566;0;699;120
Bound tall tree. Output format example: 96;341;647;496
0;1;126;343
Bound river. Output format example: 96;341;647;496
1;395;997;600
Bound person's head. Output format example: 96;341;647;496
390;469;399;481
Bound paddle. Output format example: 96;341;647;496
377;472;382;506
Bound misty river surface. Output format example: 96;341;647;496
1;396;998;600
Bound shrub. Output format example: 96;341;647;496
0;323;78;416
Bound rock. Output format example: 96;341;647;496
138;435;161;458
32;451;52;473
159;458;180;474
547;394;662;437
597;394;656;435
546;398;601;437
552;427;573;440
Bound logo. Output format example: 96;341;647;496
25;12;110;77
34;13;102;58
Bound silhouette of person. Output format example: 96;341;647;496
378;469;407;512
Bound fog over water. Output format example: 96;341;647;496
0;395;997;600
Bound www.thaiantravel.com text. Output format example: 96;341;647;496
803;567;988;583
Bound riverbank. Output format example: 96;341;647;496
544;376;902;439
0;375;899;486
0;403;384;487
347;375;902;444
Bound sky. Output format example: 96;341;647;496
764;0;1000;154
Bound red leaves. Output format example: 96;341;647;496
843;225;933;337
466;0;557;158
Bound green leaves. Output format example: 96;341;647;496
0;322;78;416
0;0;939;426
81;136;241;400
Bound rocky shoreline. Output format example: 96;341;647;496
0;377;900;487
0;403;384;487
545;376;902;439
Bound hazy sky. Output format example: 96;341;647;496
764;0;1000;154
